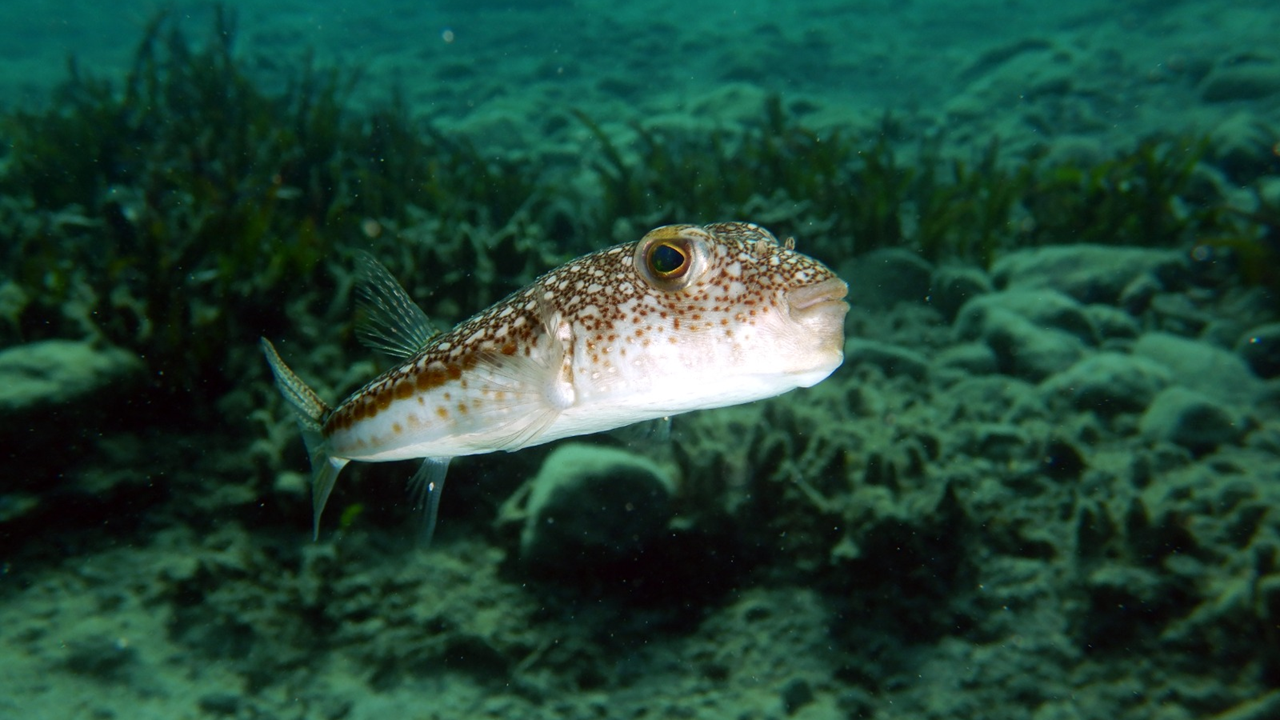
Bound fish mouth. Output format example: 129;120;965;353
788;277;850;321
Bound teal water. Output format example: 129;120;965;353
2;1;1279;719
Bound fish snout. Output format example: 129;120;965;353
787;277;850;324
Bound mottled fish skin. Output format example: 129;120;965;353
322;221;849;462
262;221;848;541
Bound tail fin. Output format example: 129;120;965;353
260;338;350;540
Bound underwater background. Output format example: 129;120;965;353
2;0;1280;718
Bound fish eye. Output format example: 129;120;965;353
648;241;690;278
634;227;707;292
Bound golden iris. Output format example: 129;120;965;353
648;241;689;277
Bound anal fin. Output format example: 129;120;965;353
311;455;350;541
408;457;451;548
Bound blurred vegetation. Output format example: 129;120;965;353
0;8;1276;429
573;100;1257;267
0;8;550;416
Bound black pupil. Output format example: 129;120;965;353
651;243;686;275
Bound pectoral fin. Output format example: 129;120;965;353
465;305;576;452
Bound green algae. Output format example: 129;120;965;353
0;8;1276;430
0;9;547;414
1;10;1279;720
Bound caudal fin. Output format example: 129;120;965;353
260;338;350;540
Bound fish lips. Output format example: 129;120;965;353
788;277;850;325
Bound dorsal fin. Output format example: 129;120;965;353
353;252;439;360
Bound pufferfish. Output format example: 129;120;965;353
262;221;849;543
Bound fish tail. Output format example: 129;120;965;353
260;338;349;540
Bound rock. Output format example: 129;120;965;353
1148;293;1212;336
843;339;928;380
991;245;1187;304
964;308;1086;381
0;339;143;414
1083;305;1140;341
839;249;933;310
1208;112;1280;182
955;289;1097;344
952;290;1100;383
1040;134;1106;167
520;444;677;567
1132;332;1261;405
1139;387;1241;452
1118;273;1163;315
929;265;993;321
1202;316;1259;353
952;290;1092;382
0;340;145;462
1237;323;1280;379
1041;352;1172;415
933;342;999;376
1200;60;1280;103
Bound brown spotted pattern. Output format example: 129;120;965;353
322;222;842;449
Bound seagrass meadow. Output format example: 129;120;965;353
2;5;1280;720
